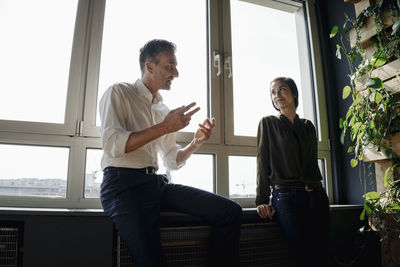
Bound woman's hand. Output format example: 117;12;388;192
257;204;275;219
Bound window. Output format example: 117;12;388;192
0;0;331;208
0;144;69;198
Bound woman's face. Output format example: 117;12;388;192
270;81;296;111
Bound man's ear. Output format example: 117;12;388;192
145;60;153;74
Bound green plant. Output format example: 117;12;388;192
330;0;400;167
331;1;400;265
360;164;400;265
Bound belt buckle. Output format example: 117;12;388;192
145;167;155;174
305;185;314;192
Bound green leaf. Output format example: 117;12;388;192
347;146;354;153
346;108;352;120
389;203;400;210
366;77;383;89
340;129;346;144
351;53;358;62
371;52;386;67
336;44;341;60
364;191;380;200
360;209;365;221
330;26;338;38
342;85;351;99
383;166;391;188
364;203;372;216
339;118;344;129
351;158;358;167
375;92;383;103
353;122;362;133
392;20;400;36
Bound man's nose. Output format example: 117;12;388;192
173;67;179;78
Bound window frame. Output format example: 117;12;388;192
0;0;332;209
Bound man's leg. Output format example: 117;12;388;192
159;179;242;267
100;169;165;267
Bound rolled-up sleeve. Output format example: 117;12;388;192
159;133;184;170
99;85;132;158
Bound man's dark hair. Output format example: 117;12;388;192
139;39;176;75
270;77;299;111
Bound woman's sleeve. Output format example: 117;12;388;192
256;118;272;206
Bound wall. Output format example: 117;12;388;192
315;0;377;204
0;207;380;267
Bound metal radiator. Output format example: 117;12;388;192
117;222;294;267
0;222;23;267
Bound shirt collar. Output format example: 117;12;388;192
134;79;163;104
279;113;300;126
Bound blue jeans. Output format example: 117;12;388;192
272;186;330;267
100;168;242;267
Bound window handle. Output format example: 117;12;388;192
213;50;221;76
224;55;232;78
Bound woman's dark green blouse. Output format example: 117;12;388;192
256;114;323;206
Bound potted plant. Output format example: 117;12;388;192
330;0;400;265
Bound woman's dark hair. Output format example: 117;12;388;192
270;77;299;111
139;39;176;75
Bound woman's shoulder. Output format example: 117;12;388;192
261;115;279;123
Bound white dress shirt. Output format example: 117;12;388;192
99;79;185;171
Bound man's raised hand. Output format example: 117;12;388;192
161;102;200;133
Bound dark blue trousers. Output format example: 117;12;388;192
271;186;330;267
100;168;242;267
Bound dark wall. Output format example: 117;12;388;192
315;0;377;204
0;207;380;267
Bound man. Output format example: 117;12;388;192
99;39;242;267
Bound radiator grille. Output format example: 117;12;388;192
117;223;294;267
0;223;22;267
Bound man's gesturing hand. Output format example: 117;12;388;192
193;117;216;147
162;102;200;133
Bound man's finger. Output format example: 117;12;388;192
184;107;200;117
180;102;197;114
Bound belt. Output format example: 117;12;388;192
272;182;322;192
103;166;157;175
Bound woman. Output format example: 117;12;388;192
256;77;330;267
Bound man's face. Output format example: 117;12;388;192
149;51;179;90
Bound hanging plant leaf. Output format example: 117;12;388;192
370;53;386;67
330;26;338;38
364;191;380;200
360;209;366;221
350;158;358;167
347;146;354;153
339;118;344;129
389;203;400;210
392;20;400;36
374;92;383;103
340;128;346;144
365;77;383;89
336;44;341;59
342;85;351;99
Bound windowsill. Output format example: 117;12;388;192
0;205;363;217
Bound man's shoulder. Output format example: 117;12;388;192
108;82;136;92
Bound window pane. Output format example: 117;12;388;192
85;149;103;198
97;0;208;132
229;155;256;198
0;0;78;123
230;0;304;136
0;144;69;197
159;154;214;193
